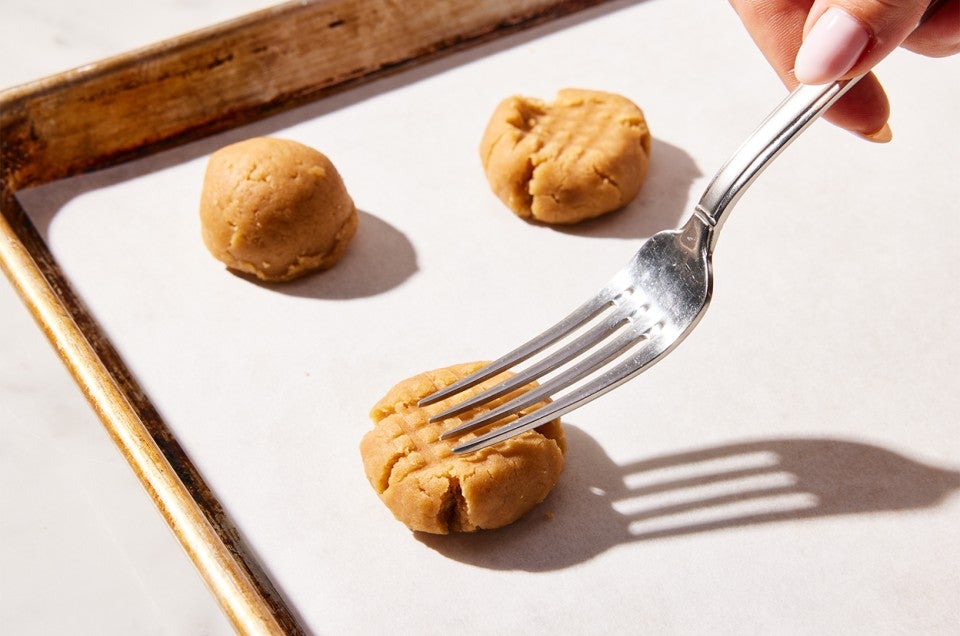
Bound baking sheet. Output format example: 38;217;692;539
15;1;960;632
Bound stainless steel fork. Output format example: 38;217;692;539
420;76;864;453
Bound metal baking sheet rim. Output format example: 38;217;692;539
0;1;614;632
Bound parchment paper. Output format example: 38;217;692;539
17;1;960;632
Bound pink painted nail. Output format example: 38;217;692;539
794;7;871;84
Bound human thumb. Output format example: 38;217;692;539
793;0;933;84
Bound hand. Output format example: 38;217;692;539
729;0;960;141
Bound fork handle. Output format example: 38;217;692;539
695;0;948;250
695;76;862;248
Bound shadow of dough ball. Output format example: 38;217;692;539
199;137;357;282
480;88;651;224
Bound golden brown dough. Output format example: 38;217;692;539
480;88;651;224
360;361;566;534
199;137;357;282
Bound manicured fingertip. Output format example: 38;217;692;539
794;7;871;84
855;122;893;143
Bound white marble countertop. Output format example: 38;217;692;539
0;3;269;634
3;1;958;635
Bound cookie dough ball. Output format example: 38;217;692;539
361;361;566;534
480;88;651;224
199;137;357;282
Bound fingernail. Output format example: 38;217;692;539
855;122;893;143
794;7;871;84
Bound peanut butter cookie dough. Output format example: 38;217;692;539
199;137;357;282
361;362;566;534
480;88;651;224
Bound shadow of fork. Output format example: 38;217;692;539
417;425;960;571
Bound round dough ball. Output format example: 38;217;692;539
360;361;566;534
480;88;651;224
199;137;357;282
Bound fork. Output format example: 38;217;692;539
419;75;865;453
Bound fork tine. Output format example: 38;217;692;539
417;289;617;407
428;309;633;422
452;330;673;454
439;320;653;441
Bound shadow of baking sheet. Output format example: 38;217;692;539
419;425;960;571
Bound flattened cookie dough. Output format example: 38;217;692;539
480;88;651;224
199;137;357;282
361;362;566;534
